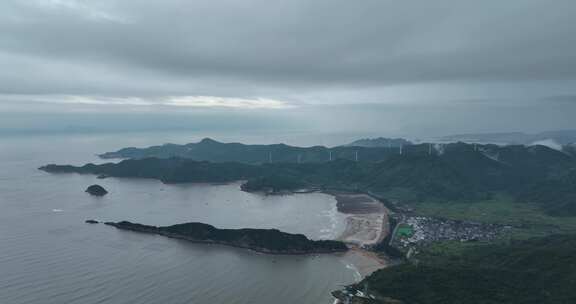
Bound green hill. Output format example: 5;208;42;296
98;137;401;163
350;234;576;304
41;142;576;216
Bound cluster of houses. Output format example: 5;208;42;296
392;216;506;249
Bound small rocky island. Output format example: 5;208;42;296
104;221;348;254
85;184;108;196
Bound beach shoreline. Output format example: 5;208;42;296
325;191;391;278
328;192;391;304
330;192;390;247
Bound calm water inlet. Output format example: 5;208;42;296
0;134;359;304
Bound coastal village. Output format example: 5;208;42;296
390;216;506;250
334;193;506;255
333;194;508;303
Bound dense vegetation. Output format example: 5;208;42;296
41;142;576;216
518;168;576;216
356;234;576;303
41;158;260;183
105;221;348;254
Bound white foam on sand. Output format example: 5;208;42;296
319;203;341;239
345;263;362;282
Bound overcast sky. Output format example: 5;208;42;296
1;0;576;139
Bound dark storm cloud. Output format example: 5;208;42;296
2;0;576;95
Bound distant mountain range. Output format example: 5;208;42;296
43;141;576;216
440;130;576;145
99;137;576;164
344;137;412;148
99;137;409;163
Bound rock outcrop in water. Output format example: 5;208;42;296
104;221;348;254
85;185;108;196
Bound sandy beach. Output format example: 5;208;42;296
333;193;390;247
342;248;388;278
330;192;391;278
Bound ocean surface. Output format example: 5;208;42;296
0;133;363;304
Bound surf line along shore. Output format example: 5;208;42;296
328;192;391;277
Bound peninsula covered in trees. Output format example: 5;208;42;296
103;221;348;254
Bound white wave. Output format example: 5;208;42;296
319;203;341;239
52;209;63;212
345;263;362;282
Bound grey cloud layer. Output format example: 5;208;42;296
1;0;576;137
2;0;576;95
